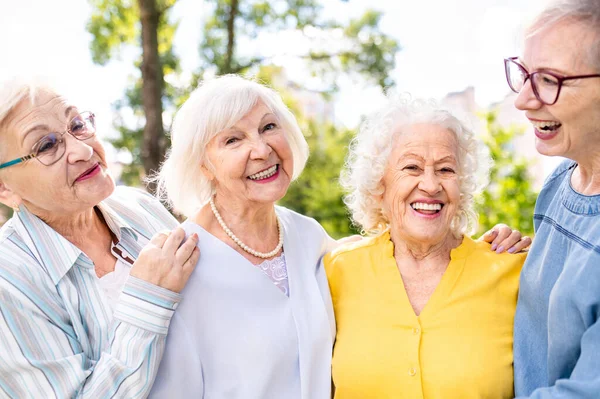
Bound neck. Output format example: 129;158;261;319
571;155;600;195
390;228;461;263
193;195;281;257
39;206;111;248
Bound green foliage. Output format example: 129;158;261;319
197;0;400;92
475;112;537;237
87;0;399;192
87;0;181;186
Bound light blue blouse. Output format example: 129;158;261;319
150;206;336;399
514;160;600;398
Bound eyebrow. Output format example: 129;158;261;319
65;106;76;118
397;153;457;163
21;107;76;147
21;124;50;147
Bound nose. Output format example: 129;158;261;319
514;78;543;111
249;136;272;160
418;168;442;195
65;134;94;164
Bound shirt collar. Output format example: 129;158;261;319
12;199;140;286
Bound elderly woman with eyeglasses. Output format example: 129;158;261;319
325;96;528;399
0;78;200;398
504;0;600;397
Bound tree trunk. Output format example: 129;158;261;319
223;0;239;74
138;0;166;193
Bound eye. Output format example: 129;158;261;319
35;134;60;154
70;118;86;134
439;167;456;174
225;137;239;145
262;122;277;132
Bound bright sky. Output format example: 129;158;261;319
0;0;545;145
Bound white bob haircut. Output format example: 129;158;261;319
341;95;490;237
155;74;309;217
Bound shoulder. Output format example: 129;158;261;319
276;205;323;231
0;227;55;298
107;185;160;208
104;185;178;227
542;159;575;188
462;237;526;275
324;232;386;274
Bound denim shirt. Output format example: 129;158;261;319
514;160;600;398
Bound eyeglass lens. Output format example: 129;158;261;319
34;113;96;166
506;61;559;104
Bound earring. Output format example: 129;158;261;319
12;203;20;213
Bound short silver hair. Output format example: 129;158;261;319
0;76;58;158
527;0;600;71
155;74;309;217
341;95;490;237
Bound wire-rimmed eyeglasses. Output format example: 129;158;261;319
0;112;96;170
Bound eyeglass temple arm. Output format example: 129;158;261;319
0;154;36;170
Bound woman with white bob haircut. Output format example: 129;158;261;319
149;74;336;398
325;95;529;398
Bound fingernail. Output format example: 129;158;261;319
192;233;199;240
495;246;504;254
508;247;516;253
491;243;497;251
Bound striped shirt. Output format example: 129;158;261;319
0;186;179;398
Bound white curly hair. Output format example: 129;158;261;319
341;95;490;237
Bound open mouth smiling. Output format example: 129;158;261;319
411;201;443;215
247;164;278;181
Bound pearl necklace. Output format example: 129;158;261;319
209;196;284;259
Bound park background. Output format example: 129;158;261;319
0;0;557;237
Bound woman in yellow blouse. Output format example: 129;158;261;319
325;96;527;399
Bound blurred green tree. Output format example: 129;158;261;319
475;112;537;237
86;0;399;192
88;0;182;191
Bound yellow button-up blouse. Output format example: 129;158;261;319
324;232;526;399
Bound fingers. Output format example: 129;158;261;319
487;223;512;251
494;229;522;253
175;233;199;266
149;230;171;248
481;228;498;244
183;246;200;274
161;227;186;254
507;236;532;254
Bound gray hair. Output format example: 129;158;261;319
527;0;600;71
341;95;490;237
0;76;58;157
155;74;309;217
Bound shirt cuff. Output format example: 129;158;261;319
112;276;182;335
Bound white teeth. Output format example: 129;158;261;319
531;120;561;130
248;165;278;180
411;202;442;211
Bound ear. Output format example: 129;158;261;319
0;179;23;209
200;164;215;181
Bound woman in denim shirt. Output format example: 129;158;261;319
504;0;600;397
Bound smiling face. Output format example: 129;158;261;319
381;123;461;247
0;89;114;218
203;101;294;209
514;19;600;160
